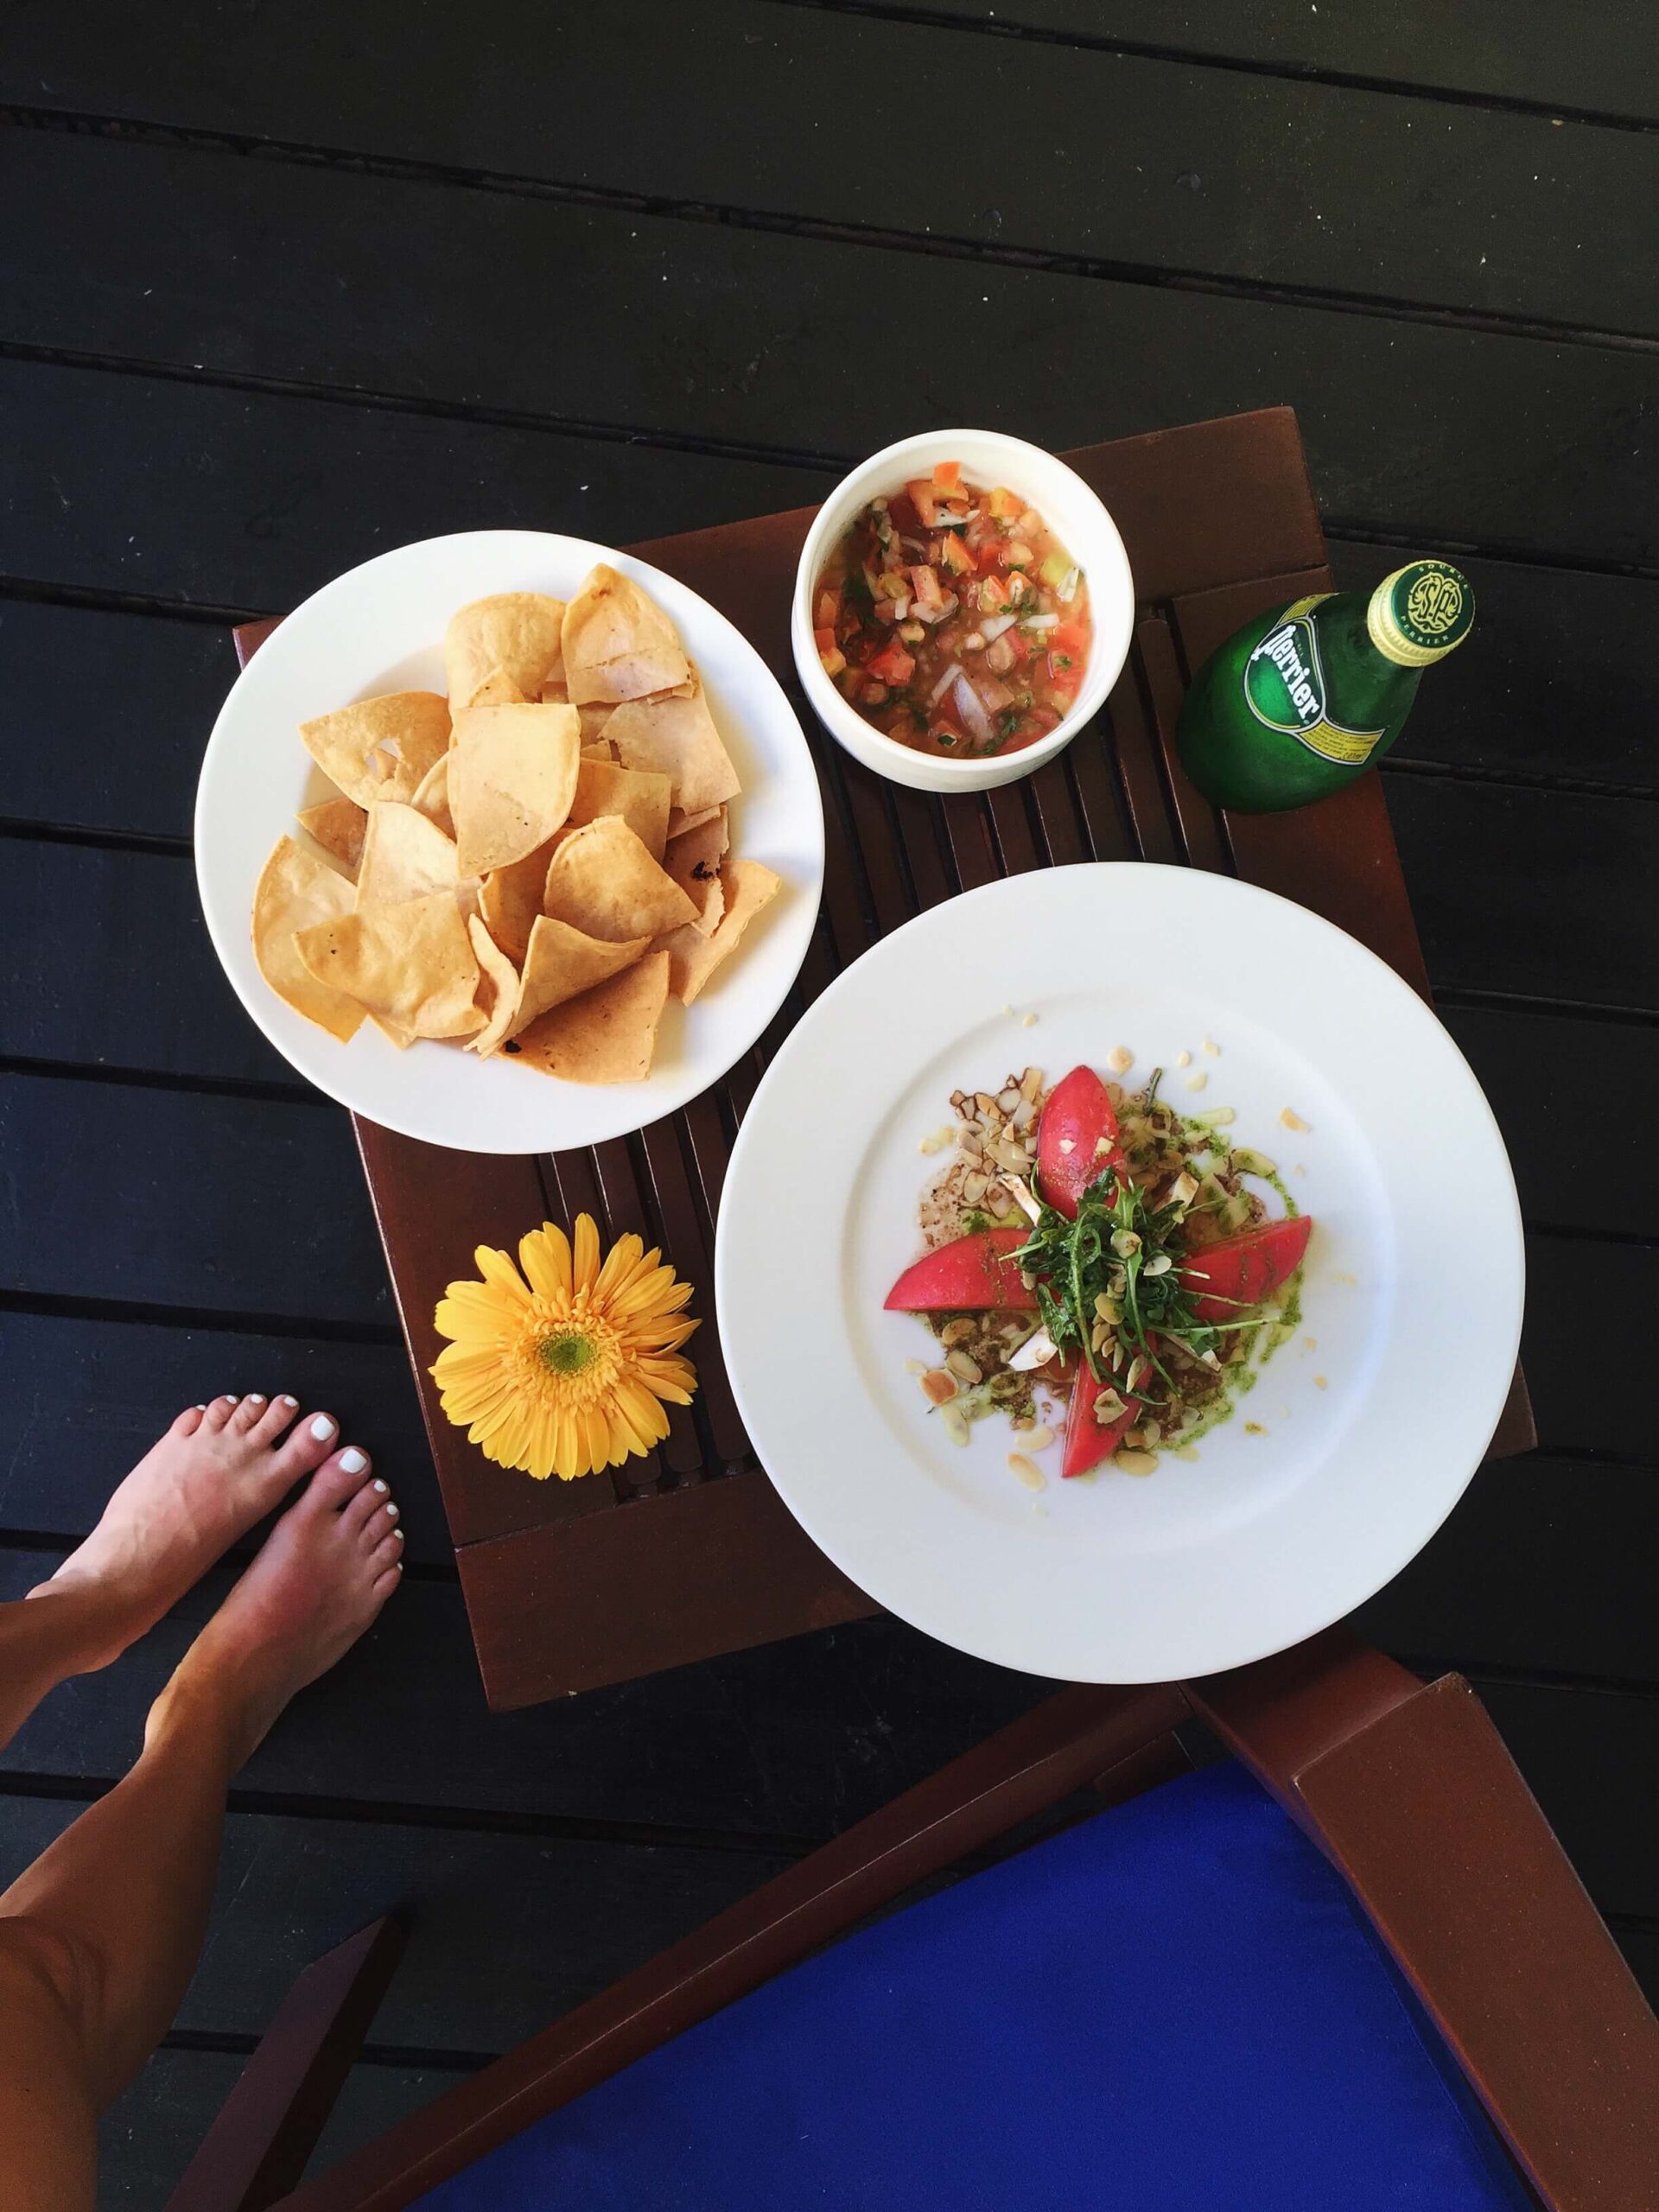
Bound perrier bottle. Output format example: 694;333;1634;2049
1176;559;1474;814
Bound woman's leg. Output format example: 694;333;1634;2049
0;1392;349;1751
0;1411;401;2208
0;1407;402;2202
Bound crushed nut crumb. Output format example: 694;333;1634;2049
1107;1046;1134;1074
1175;1050;1192;1068
1243;1421;1267;1435
1184;1071;1208;1092
1007;1452;1046;1491
1280;1107;1312;1133
1202;1038;1220;1056
1313;1375;1328;1390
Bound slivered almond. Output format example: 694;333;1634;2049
1114;1449;1159;1475
920;1369;958;1406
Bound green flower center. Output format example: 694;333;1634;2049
537;1328;599;1377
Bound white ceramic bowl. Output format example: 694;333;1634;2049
791;429;1135;793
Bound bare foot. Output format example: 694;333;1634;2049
28;1395;349;1670
154;1450;402;1766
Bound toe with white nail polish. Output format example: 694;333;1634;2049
372;1478;389;1495
310;1415;334;1441
385;1503;399;1520
340;1448;367;1475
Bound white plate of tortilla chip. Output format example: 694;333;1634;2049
196;531;824;1153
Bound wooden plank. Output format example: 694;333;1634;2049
1134;615;1232;874
1441;1006;1659;1241
163;1917;405;2212
1332;544;1659;796
1474;1684;1659;1919
1391;778;1659;1014
1520;1239;1654;1464
0;1310;444;1565
1107;645;1181;866
99;2048;442;2212
634;1116;748;1466
4;306;1655;619
0;598;235;839
458;1472;877;1709
0;358;822;614
0;836;296;1084
0;1550;1039;1837
1357;1457;1659;1687
899;2;1659;122
0;1073;393;1326
5;22;1656;332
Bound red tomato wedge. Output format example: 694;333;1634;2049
1035;1065;1120;1219
1180;1215;1313;1324
885;1229;1039;1312
1063;1357;1140;1478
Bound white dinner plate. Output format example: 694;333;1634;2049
715;864;1522;1683
196;531;824;1153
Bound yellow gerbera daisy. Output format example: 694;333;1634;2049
430;1215;698;1481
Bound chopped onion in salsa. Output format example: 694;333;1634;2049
813;462;1092;760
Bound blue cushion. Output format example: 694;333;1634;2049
418;1764;1529;2210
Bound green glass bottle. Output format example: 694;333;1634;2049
1176;558;1474;814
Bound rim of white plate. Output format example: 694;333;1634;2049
195;531;824;1154
715;863;1523;1683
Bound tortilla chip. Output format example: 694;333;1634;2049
469;668;527;709
566;758;673;861
476;839;554;966
408;753;454;838
577;703;614;750
370;1010;416;1051
296;893;482;1039
542;678;569;706
512;915;648;1036
299;691;450;809
665;802;722;842
355;803;460;907
251;836;365;1043
657;859;781;1005
606;680;741;817
296;797;368;878
562;565;690;706
663;806;730;936
464;914;523;1058
449;702;581;878
444;594;567;711
542;816;698;944
511;952;671;1084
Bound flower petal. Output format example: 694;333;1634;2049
519;1222;573;1304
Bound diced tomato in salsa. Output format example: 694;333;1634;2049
812;466;1091;760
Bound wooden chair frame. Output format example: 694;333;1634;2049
166;1629;1658;2212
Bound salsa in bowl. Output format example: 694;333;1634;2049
792;430;1134;794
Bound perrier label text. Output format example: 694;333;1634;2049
1176;560;1475;816
1243;595;1383;767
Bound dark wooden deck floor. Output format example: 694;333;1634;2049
0;5;1655;2200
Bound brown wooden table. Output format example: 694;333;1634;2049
235;405;1534;1713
